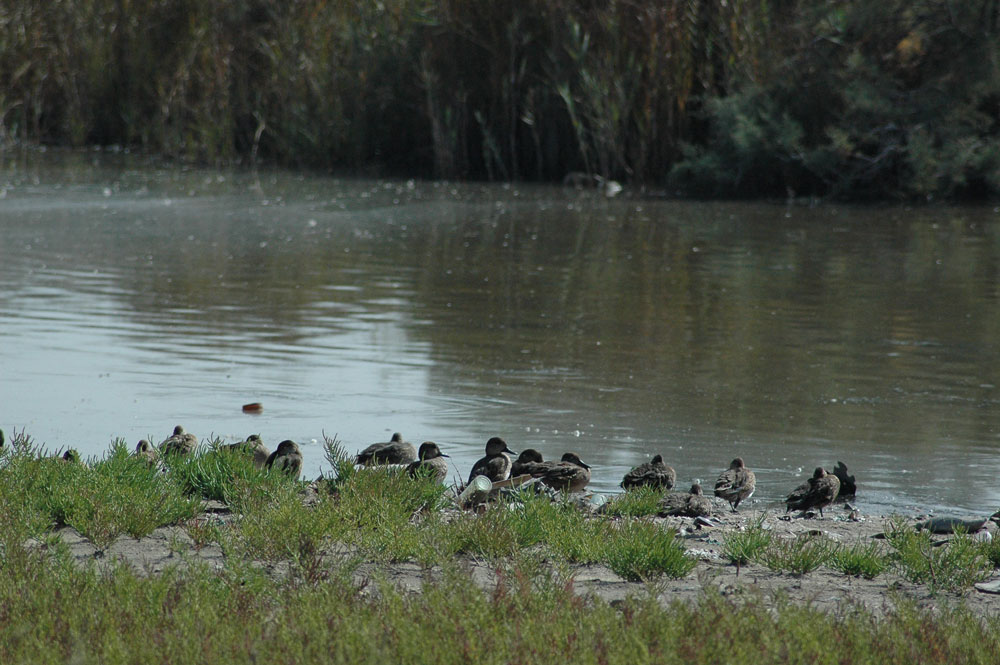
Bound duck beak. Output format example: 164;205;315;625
505;447;517;456
579;461;591;469
441;453;450;458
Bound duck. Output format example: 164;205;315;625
468;437;516;484
537;452;591;493
265;440;303;479
659;483;713;517
620;454;676;490
0;428;5;451
832;461;856;500
714;457;756;511
60;449;81;464
226;434;270;468
160;425;198;456
134;439;159;466
785;467;840;517
407;442;450;483
356;432;417;466
510;449;552;477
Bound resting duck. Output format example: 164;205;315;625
659;483;713;517
468;437;516;484
226;434;270;468
265;440;303;480
407;442;450;483
160;425;198;456
356;432;417;466
511;449;552;477
538;452;591;493
620;454;676;490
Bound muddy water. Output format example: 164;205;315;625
2;152;1000;515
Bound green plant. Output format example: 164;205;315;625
829;539;890;579
883;518;992;592
759;535;834;576
601;520;696;581
722;514;772;572
603;486;665;517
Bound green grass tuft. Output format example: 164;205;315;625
603;486;665;517
722;513;772;568
829;539;890;579
759;534;834;575
601;520;697;581
883;518;992;592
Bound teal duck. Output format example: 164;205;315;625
468;437;516;484
511;449;552;477
226;434;270;469
832;461;856;500
160;425;197;456
468;436;514;483
620;454;676;490
265;440;303;479
714;458;756;511
356;432;417;466
538;452;591;492
785;467;840;516
61;449;81;464
134;439;159;466
659;483;712;517
407;442;450;483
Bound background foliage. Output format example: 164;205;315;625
1;0;998;199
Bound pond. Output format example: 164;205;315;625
2;151;1000;516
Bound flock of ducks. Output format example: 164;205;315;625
347;432;858;517
129;426;305;479
0;425;857;517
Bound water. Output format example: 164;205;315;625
3;152;1000;516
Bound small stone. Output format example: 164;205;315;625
975;579;1000;594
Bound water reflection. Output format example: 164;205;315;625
2;152;1000;515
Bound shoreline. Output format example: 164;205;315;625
28;494;1000;617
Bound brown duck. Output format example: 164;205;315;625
356;432;417;466
160;425;198;456
134;439;159;466
785;467;840;516
714;457;756;511
468;437;516;484
226;434;270;469
265;440;303;480
620;454;676;490
511;449;552;477
407;442;450;483
659;483;713;517
538;452;591;493
832;461;856;501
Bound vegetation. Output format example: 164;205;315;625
3;550;1000;664
1;1;997;200
3;430;1000;661
882;517;993;592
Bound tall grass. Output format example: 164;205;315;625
0;0;767;183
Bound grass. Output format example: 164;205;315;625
759;534;834;575
722;513;773;571
603;486;665;517
0;435;201;550
2;546;1000;664
829;540;890;580
5;432;1000;661
883;517;993;592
